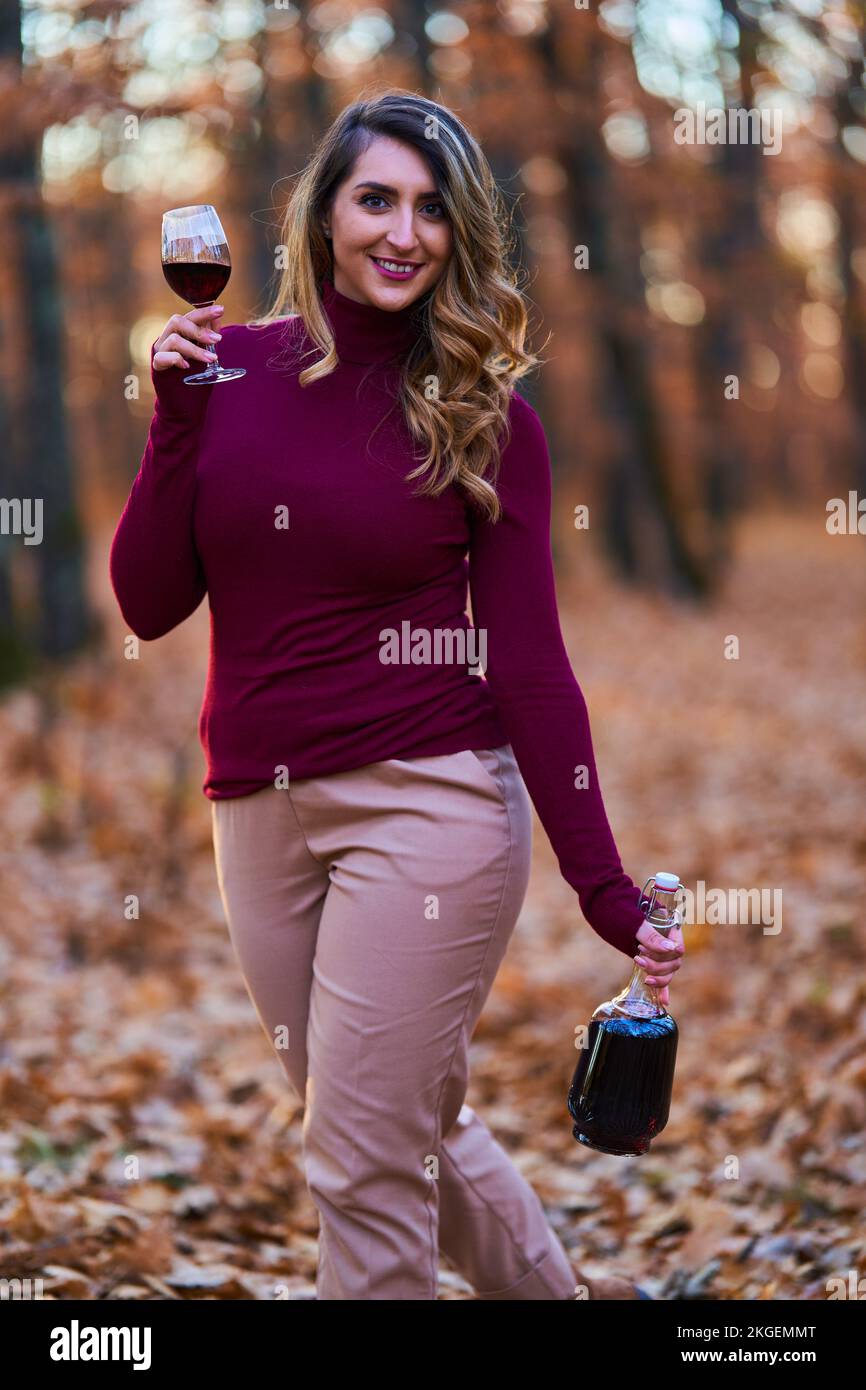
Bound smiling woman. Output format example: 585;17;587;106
247;90;540;519
109;88;673;1303
322;149;453;296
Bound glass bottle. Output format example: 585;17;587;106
567;872;681;1156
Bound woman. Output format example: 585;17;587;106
109;90;683;1301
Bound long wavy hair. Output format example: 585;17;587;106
249;89;543;521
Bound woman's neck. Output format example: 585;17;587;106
320;274;424;365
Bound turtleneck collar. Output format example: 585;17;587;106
320;274;423;365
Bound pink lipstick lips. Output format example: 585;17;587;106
369;255;424;281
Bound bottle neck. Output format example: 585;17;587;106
619;964;663;1017
615;885;680;1018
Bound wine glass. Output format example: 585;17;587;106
161;205;246;385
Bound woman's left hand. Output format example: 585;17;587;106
633;920;685;1007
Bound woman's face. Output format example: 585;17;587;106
324;135;453;310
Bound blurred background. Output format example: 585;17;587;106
0;0;864;1301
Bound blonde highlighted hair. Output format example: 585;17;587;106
250;89;543;522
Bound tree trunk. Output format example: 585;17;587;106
0;0;91;676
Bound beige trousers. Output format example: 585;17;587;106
211;743;578;1300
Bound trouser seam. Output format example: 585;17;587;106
427;745;516;1297
280;784;331;869
440;1134;565;1296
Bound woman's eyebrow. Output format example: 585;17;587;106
352;181;441;199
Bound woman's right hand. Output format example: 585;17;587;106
152;305;225;372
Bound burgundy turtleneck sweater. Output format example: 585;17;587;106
109;278;646;958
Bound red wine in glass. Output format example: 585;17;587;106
161;205;246;385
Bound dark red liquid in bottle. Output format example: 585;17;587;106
567;1013;678;1156
162;260;231;306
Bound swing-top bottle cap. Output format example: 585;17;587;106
654;872;680;892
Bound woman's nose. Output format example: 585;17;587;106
385;216;419;251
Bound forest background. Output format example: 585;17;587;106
0;0;864;1301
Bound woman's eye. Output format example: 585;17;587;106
358;193;446;218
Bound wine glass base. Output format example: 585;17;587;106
183;366;247;385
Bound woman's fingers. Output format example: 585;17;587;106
177;306;225;344
636;949;681;971
637;954;677;992
187;303;225;326
634;921;684;994
636;923;684;957
635;946;682;968
636;957;681;980
635;924;684;963
166;331;219;363
152;307;225;370
153;332;219;371
162;305;224;342
153;348;191;370
153;343;215;371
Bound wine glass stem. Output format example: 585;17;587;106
197;301;220;374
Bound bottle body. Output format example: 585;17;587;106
567;1011;678;1156
567;871;681;1157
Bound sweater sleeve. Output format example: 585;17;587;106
466;393;646;960
109;336;218;641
